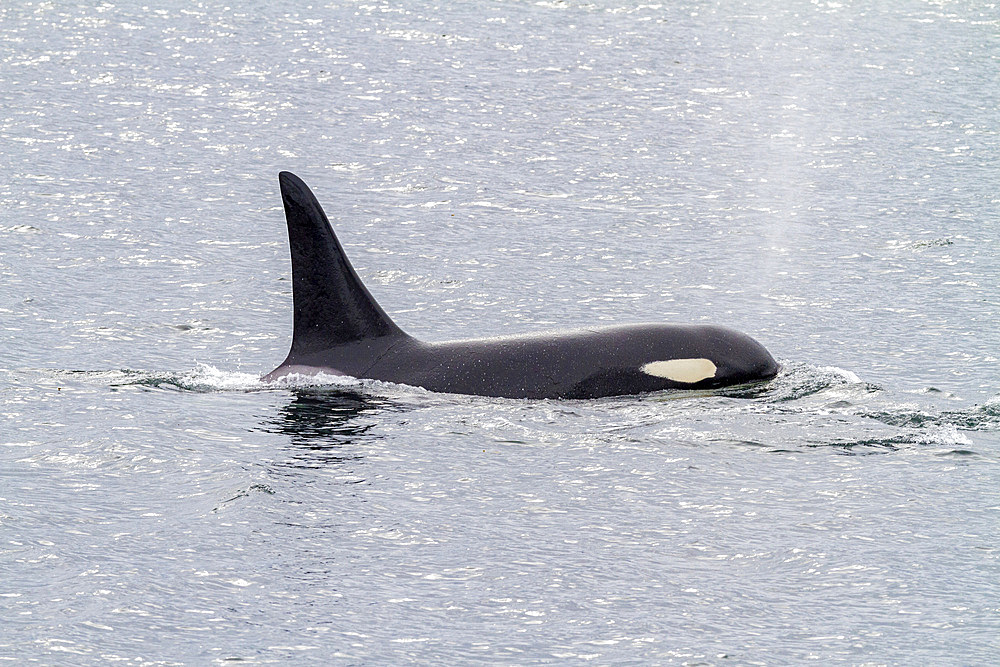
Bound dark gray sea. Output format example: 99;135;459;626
2;1;998;664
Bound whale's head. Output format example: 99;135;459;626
699;326;780;386
638;325;779;389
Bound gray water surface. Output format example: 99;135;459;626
2;1;998;664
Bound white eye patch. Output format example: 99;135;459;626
641;358;717;383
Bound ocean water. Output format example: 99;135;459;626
2;0;998;663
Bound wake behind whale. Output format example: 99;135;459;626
264;172;778;399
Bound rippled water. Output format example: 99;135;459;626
2;1;998;664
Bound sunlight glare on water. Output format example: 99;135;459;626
1;0;998;664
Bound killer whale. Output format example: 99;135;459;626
263;171;779;399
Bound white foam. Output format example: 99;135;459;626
265;370;366;390
180;364;266;391
816;365;863;384
923;425;973;447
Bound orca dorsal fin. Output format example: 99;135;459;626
277;171;405;357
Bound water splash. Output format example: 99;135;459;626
717;361;878;403
52;365;429;398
